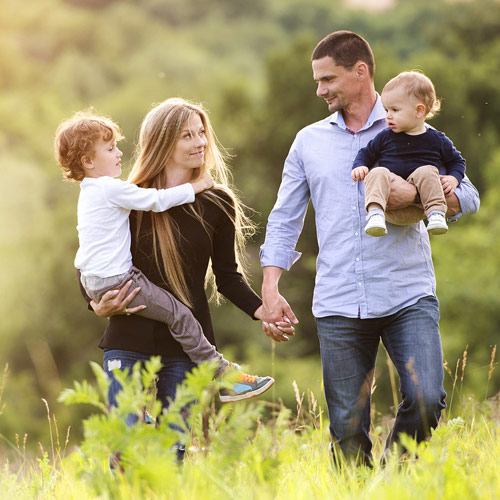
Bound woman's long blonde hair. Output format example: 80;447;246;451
128;97;256;306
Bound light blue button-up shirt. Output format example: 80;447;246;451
260;96;480;319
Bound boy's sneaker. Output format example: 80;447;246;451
219;368;275;403
427;212;448;235
365;212;387;237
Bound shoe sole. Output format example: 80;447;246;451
365;226;387;237
427;226;448;235
219;378;275;403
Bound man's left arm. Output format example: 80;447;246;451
445;175;480;221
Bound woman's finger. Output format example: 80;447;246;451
114;280;133;302
268;322;290;341
122;285;142;306
262;322;286;342
276;321;295;335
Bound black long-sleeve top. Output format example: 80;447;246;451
96;188;262;357
353;127;466;182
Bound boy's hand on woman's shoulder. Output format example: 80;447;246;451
191;172;214;194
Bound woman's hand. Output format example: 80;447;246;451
90;280;146;318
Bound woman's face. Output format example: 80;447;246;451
168;113;208;174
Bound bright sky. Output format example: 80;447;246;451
344;0;396;10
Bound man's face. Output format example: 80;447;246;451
312;56;360;113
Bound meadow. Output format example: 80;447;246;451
1;351;498;500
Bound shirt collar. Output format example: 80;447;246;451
329;93;386;132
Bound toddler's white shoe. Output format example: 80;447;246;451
364;213;387;237
427;212;448;235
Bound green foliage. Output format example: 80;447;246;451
1;363;500;499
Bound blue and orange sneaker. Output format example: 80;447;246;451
219;364;274;403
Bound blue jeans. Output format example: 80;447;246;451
103;349;196;427
316;296;446;464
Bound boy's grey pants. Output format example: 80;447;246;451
80;266;228;368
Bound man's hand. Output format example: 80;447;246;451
90;280;146;318
352;166;369;181
386;173;418;211
440;175;459;196
261;266;298;343
259;295;298;343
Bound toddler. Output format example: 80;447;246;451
352;71;466;236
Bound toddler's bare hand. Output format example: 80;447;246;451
352;166;369;181
440;175;459;196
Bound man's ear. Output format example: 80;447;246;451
355;61;369;80
416;103;426;118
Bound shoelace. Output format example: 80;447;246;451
239;373;256;384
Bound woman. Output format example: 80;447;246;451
88;98;294;430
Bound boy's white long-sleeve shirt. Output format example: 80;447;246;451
75;176;195;277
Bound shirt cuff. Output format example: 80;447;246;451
259;245;302;271
449;188;479;222
184;183;196;203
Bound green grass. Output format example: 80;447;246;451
1;360;499;500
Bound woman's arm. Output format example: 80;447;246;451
209;193;262;316
210;193;295;336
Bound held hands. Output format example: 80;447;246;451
440;175;459;196
191;172;214;194
90;280;146;318
352;166;369;181
259;290;298;343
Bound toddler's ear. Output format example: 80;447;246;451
416;103;426;118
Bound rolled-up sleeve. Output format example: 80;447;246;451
260;136;310;270
448;175;480;221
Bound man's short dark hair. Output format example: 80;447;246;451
312;30;375;78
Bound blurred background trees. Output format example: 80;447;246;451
1;0;499;449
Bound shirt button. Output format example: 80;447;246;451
356;257;360;261
358;282;362;287
352;206;356;210
355;232;359;236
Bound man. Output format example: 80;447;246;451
259;31;479;465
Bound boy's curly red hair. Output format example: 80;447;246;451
54;110;123;182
